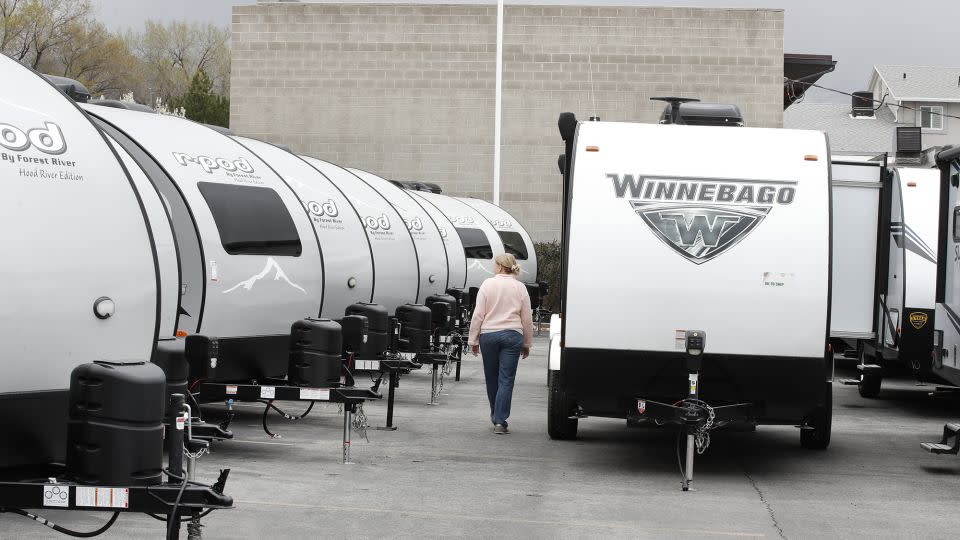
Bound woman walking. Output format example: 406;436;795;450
468;254;533;434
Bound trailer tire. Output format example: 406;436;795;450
548;370;577;440
800;382;832;450
858;370;881;398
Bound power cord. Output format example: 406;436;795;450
1;508;119;538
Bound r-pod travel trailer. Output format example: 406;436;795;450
550;112;832;487
0;58;231;535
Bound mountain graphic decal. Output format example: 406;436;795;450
222;257;307;294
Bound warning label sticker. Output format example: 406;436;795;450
75;487;129;509
355;360;380;371
226;385;238;395
43;485;69;507
260;386;275;399
300;388;330;401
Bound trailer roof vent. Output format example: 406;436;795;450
43;74;91;102
894;127;923;165
851;91;874;118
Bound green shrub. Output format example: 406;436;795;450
534;240;561;312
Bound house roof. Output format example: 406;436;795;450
784;102;897;155
872;65;960;103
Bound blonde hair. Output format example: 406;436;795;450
495;253;521;275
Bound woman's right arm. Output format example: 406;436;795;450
468;284;488;347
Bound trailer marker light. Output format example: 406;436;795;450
176;330;188;338
804;155;818;161
907;182;917;187
586;146;599;152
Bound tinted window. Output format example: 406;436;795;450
497;231;528;260
954;207;960;242
456;227;493;259
198;182;302;256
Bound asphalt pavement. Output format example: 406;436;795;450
4;336;960;539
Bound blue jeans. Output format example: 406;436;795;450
479;330;523;427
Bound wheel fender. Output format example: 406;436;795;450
548;334;562;371
549;313;562;339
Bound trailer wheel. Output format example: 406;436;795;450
548;370;577;440
800;382;832;450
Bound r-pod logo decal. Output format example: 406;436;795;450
609;174;798;264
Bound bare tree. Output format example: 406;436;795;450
132;20;230;103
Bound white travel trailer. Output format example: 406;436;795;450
407;190;506;289
405;188;468;290
82;105;324;382
550;113;833;452
932;147;960;388
0;56;159;466
233;137;376;318
458;197;538;285
829;159;942;397
300;156;420;313
348;168;450;297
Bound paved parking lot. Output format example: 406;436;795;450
5;336;960;539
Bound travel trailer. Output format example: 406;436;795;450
458;197;539;285
232;136;375;318
300;156;421;313
932;147;960;388
549;113;834;468
407;190;506;288
82;104;325;382
348;167;450;297
1;57;160;467
829;158;942;397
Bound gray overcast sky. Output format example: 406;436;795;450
91;0;960;102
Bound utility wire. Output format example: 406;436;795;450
785;77;960;122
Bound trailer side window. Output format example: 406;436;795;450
198;182;302;256
497;231;528;260
456;227;493;259
954;207;960;242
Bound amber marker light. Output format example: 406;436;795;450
804;155;819;161
908;182;917;187
176;330;188;338
586;146;600;152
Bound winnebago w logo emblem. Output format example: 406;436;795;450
609;174;797;264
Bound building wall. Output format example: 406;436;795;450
231;3;784;241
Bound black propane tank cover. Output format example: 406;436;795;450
396;303;433;353
345;302;390;355
425;294;457;332
151;338;189;419
445;287;468;310
340;314;370;354
66;361;166;486
525;283;541;310
289;318;343;387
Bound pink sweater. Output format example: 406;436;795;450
468;274;534;348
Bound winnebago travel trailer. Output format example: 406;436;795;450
233;137;375;318
551;112;833;488
82;104;325;382
407;190;506;288
458;197;538;285
348;167;450;297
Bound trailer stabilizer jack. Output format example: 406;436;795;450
921;422;960;455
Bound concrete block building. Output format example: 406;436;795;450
231;2;784;241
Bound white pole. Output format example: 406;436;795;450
493;0;504;206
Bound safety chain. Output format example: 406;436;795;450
187;518;203;539
686;399;716;455
184;444;209;461
352;403;369;442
